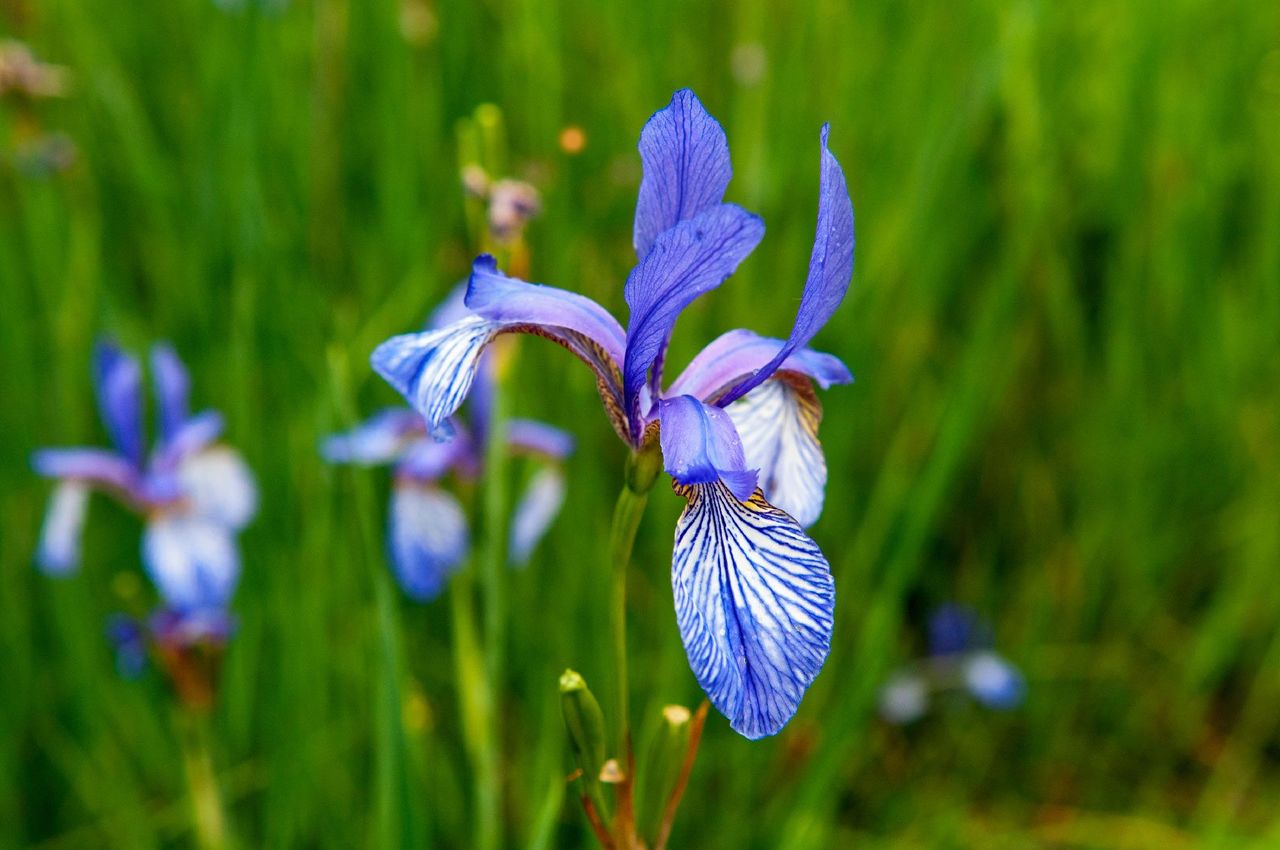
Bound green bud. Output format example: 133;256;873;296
638;704;692;844
559;669;608;785
626;439;663;495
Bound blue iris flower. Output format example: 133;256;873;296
370;90;856;739
32;340;258;639
325;287;573;601
879;605;1026;724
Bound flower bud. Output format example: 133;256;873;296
559;669;608;787
638;705;692;843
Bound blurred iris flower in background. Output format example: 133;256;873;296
372;88;855;739
326;286;572;601
879;604;1026;724
31;340;258;653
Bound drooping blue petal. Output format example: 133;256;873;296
388;483;468;601
506;419;574;459
878;670;929;724
93;340;145;465
928;604;982;656
671;481;835;739
322;408;425;465
31;448;139;494
508;466;567;566
372;315;504;441
465;255;628;367
150;343;191;445
633;88;733;259
396;433;475;482
669;328;852;404
36;481;90;575
963;651;1026;709
623;204;764;433
719;126;855;406
726;378;827;527
142;515;241;611
657;395;757;501
179;447;258;531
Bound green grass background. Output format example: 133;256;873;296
3;0;1280;846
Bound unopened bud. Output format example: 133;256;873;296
559;669;607;785
638;705;692;843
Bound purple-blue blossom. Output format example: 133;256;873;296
325;290;573;601
371;89;856;739
32;340;258;648
879;605;1026;724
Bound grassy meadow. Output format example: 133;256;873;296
3;0;1280;846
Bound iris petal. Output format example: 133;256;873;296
323;408;425;465
508;466;567;566
36;481;90;574
623;204;764;434
179;446;258;530
964;651;1026;709
506;419;574;459
150;343;191;445
389;483;468;601
671;481;835;739
657;395;757;501
719;126;855;405
633;88;733;258
93;340;145;464
143;515;240;611
31;448;139;494
669;328;852;404
726;377;827;527
372;315;504;441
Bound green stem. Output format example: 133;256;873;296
449;565;498;850
177;709;229;850
609;483;649;759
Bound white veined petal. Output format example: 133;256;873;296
371;316;503;439
727;377;827;527
389;484;469;601
37;482;90;575
180;447;259;530
143;515;240;611
672;481;835;739
508;466;567;566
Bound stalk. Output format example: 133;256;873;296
177;708;229;850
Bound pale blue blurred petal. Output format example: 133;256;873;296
506;419;574;460
508;467;566;566
36;481;89;575
388;484;468;601
142;515;240;611
964;651;1026;709
672;481;834;739
879;671;929;724
322;408;424;465
180;447;258;530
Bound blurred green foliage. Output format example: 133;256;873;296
3;0;1280;847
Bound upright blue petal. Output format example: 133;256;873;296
623;204;764;433
963;651;1026;710
150;343;191;445
719;126;855;405
657;395;757;501
322;408;425;465
672;481;835;739
508;466;567;566
151;411;225;473
142;515;241;611
388;483;468;601
928;604;981;656
93;340;145;465
36;481;89;575
633;89;733;258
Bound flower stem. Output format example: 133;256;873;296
609;483;649;757
449;566;498;850
177;708;229;850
